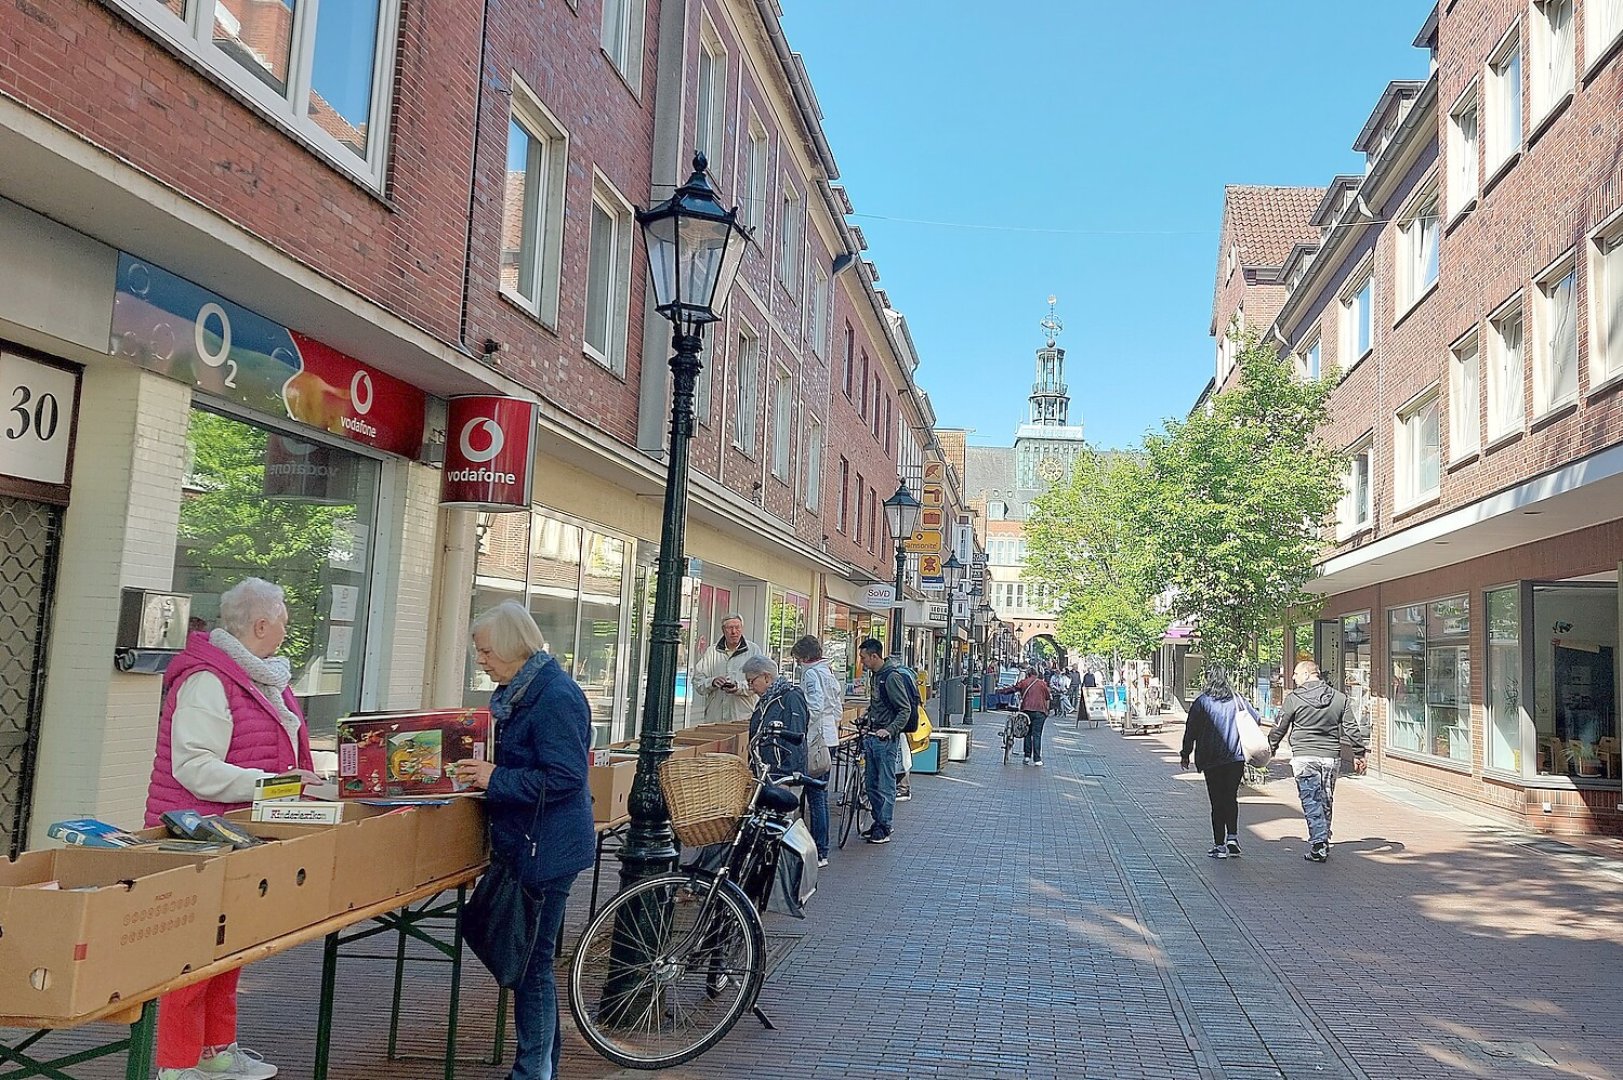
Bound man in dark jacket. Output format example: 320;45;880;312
742;655;809;776
857;638;917;844
1013;667;1051;765
1269;661;1367;862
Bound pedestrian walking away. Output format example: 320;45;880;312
791;634;840;866
1178;666;1249;859
856;638;918;843
1269;660;1367;862
1012;666;1051;765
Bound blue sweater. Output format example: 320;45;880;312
1180;692;1247;772
485;654;596;887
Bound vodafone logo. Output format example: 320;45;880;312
459;417;505;463
351;371;375;415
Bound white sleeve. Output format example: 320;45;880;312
801;667;827;715
692;649;716;698
170;673;273;804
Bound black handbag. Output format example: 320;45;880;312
462;792;545;989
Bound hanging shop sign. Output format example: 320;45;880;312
918;553;943;586
903;529;942;554
440;395;539;510
0;352;77;487
922;484;943;509
924;461;944;484
110;254;427;458
856;583;895;612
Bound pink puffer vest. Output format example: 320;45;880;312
144;631;313;826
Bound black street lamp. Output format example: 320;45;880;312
941;553;964;721
882;482;922;657
618;152;750;891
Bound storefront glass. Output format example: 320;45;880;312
1388;596;1470;762
175;407;380;745
1485;586;1522;772
821;600;887;697
767;586;811;669
1532;583;1618;779
1341;612;1372;739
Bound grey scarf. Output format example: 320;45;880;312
210;627;302;732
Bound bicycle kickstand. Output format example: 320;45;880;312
751;1004;777;1030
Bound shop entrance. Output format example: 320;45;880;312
0;495;62;858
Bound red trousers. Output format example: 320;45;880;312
157;970;240;1069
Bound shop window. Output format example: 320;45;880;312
1532;582;1618;778
1486;586;1523;772
176;408;380;745
1388;597;1471;762
767;587;810;668
1341;612;1373;744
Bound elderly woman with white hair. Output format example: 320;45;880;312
455;600;594;1080
741;654;810;778
144;577;310;1080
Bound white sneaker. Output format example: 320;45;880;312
817;857;829;868
157;1070;211;1080
198;1045;278;1079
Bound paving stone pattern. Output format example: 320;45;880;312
27;711;1622;1079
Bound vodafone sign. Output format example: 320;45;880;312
440;396;538;510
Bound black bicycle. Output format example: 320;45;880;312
835;737;871;848
568;724;825;1069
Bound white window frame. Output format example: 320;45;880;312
1586;0;1623;68
803;417;822;511
501;82;570;327
1447;83;1479;221
1587;210;1623;390
600;0;646;93
742;116;768;235
1394;386;1442;511
778;180;803;294
1338;435;1374;540
1486;23;1524;174
1486;295;1527;442
770;365;793;481
1296;334;1322;382
695;22;726;175
108;0;402;189
1396;182;1442;314
1529;0;1575;124
1341;262;1375;368
733;329;760;454
1532;251;1579;415
1449;330;1482;460
807;264;829;357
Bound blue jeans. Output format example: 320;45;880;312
1023;711;1047;761
804;772;830;857
510;872;578;1080
863;734;898;836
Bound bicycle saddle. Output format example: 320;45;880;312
759;783;802;813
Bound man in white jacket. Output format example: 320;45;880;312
692;614;767;725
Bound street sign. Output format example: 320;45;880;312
857;583;895;610
919;553;943;585
924;461;944;483
903;529;942;554
922;484;943;508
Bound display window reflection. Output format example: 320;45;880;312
1532;583;1618;778
1485;587;1522;772
1388;596;1471;762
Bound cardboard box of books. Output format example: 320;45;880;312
0;848;226;1020
227;802;419;913
588;761;636;825
336;708;491;799
361;796;488;887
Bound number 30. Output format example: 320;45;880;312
6;385;59;441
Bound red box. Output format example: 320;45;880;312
336;708;491;798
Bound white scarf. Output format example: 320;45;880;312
210;628;302;733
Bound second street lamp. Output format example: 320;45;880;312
882;482;922;657
941;553;964;722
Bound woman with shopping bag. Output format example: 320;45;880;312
1178;666;1269;859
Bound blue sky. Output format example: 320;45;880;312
780;1;1432;449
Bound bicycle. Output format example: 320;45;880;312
567;723;826;1070
835;736;871;849
1000;709;1031;763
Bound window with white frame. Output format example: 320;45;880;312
1589;221;1623;386
1533;256;1578;414
1487;26;1523;171
600;0;645;91
583;181;633;372
1487;300;1526;439
112;0;402;186
1398;186;1441;310
743;118;768;234
1449;331;1481;459
501;87;569;324
1395;388;1442;509
1448;86;1479;219
1342;269;1374;363
1338;437;1373;537
1530;0;1574;121
770;367;792;480
1301;335;1322;381
734;330;760;453
1588;0;1623;66
778;182;803;293
803;419;822;511
695;27;725;173
807;265;829;356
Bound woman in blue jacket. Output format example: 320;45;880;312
1178;667;1249;859
458;601;595;1080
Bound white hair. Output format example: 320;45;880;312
470;600;546;663
741;655;778;678
721;613;744;627
218;578;286;637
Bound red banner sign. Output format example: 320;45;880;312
440;395;538;510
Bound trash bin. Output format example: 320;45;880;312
942;677;966;719
938;727;971;762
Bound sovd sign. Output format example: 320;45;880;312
440;396;539;510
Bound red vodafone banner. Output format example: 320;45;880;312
441;395;538;510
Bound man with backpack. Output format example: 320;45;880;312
857;638;919;845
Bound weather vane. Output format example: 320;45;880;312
1040;294;1063;348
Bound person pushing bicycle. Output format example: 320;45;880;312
855;638;917;844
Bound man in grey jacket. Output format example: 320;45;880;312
1269;661;1367;862
857;638;917;844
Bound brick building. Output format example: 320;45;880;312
1219;1;1623;836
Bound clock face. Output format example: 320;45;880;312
1038;457;1063;482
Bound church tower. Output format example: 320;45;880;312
1029;295;1070;426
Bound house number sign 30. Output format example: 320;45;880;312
0;352;77;486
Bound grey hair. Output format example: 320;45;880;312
219;578;286;637
741;655;778;679
1294;660;1320;678
470;600;546;663
721;613;745;626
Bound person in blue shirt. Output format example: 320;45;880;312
1179;666;1250;859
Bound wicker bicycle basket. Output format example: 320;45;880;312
660;753;754;847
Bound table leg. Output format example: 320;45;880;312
313;930;340;1080
386;915;409;1061
443;885;467;1080
489;988;509;1066
123;1000;158;1080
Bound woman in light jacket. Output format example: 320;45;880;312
456;601;595;1080
791;635;841;864
1178;666;1249;859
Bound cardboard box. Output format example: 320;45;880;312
0;848;225;1020
336;708;491;798
396;797;488;886
588;761;637;824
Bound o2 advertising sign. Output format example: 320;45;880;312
440;395;538;510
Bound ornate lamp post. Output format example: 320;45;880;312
881;482;922;657
619;152;750;890
941;553;964;721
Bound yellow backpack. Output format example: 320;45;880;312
907;707;933;753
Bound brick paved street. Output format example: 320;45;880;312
33;711;1623;1079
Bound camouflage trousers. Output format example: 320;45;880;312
1290;756;1340;846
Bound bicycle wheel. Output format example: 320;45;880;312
569;871;765;1070
838;761;870;848
1002;722;1012;763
